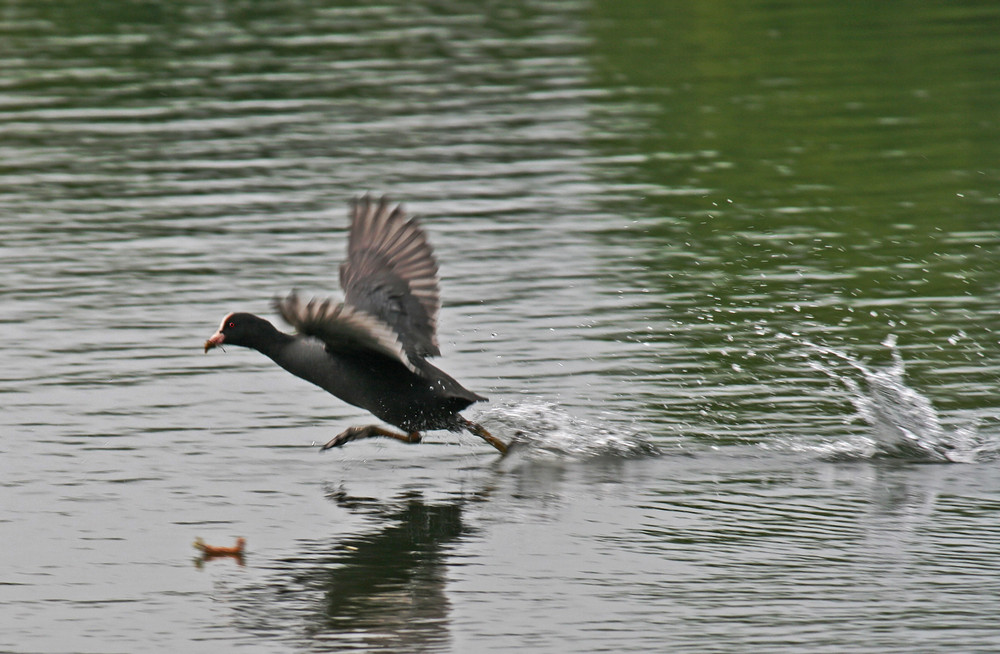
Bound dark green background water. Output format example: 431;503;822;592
3;1;1000;652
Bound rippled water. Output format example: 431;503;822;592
5;1;1000;652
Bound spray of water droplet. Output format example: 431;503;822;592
473;400;661;459
801;336;990;463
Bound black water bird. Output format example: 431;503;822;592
204;195;507;454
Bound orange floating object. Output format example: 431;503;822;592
193;537;246;557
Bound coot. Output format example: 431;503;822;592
204;195;507;454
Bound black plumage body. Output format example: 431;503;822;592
268;334;483;432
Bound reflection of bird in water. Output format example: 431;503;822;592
312;491;466;640
227;489;473;651
204;195;508;454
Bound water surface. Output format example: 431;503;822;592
4;1;1000;652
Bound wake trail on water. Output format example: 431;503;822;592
470;337;999;464
797;334;999;463
473;400;662;459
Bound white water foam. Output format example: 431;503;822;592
800;335;993;463
473;400;661;459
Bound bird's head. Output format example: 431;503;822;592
204;312;275;353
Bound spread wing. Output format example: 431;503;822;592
338;195;441;360
272;291;419;374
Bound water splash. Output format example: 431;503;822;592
473;400;661;459
802;335;989;463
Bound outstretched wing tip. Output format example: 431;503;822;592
272;289;300;326
341;194;442;358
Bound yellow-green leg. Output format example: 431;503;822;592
321;425;422;451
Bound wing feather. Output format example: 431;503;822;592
338;195;441;359
272;291;418;373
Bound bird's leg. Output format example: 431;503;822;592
320;425;421;451
461;419;509;454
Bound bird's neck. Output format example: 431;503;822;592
252;325;295;358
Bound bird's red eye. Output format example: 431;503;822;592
228;321;236;328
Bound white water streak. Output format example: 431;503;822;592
475;400;661;459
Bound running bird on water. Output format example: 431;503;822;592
204;195;508;454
